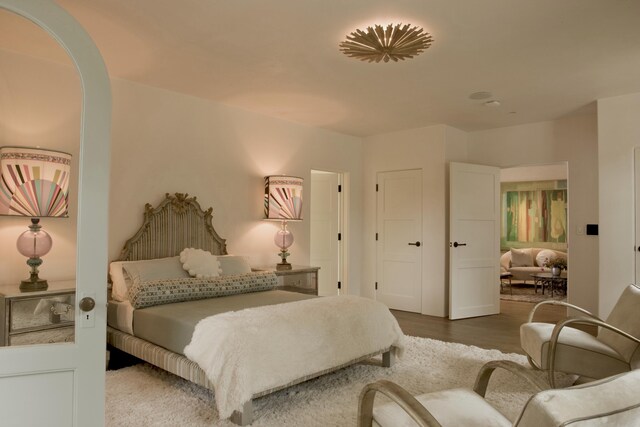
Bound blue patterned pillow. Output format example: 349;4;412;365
128;271;279;309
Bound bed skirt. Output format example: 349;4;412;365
107;326;391;400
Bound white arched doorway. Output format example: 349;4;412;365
0;1;111;425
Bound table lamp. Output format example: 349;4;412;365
0;146;71;291
264;175;303;270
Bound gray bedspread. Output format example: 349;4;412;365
132;290;314;354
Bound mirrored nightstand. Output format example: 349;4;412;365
0;280;76;346
253;265;319;295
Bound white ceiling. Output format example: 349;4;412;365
1;0;640;137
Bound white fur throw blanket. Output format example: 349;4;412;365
184;295;404;418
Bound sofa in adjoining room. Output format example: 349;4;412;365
500;247;567;282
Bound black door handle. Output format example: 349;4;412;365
408;241;421;247
453;242;467;248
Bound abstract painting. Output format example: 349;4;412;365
501;180;567;249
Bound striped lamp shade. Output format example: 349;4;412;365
0;146;71;217
264;175;303;220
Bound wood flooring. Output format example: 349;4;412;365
392;299;594;354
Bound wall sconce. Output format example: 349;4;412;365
0;146;71;291
264;175;303;270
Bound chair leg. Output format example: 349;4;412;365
230;400;253;426
382;350;395;367
526;355;541;370
573;376;593;385
358;380;437;427
474;360;549;397
548;370;557;388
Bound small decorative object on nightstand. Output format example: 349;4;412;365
254;265;319;295
0;280;75;346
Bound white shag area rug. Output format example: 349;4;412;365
106;336;560;426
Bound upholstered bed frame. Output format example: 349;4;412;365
116;192;227;261
106;193;392;425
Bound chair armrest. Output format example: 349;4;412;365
526;300;602;323
473;360;549;397
357;379;441;427
546;317;640;388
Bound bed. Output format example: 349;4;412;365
106;193;404;425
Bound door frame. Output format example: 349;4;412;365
310;169;346;294
0;1;111;425
635;148;640;283
498;161;570;295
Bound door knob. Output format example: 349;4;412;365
79;297;96;312
408;241;421;247
452;242;467;248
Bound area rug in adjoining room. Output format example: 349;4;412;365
500;283;566;303
106;336;563;427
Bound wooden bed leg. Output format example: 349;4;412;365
230;400;254;426
382;350;394;367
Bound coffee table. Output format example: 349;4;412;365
530;272;567;296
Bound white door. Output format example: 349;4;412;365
310;170;342;296
635;147;640;282
0;2;111;426
376;170;422;312
449;162;500;320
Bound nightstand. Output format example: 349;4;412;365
0;280;76;346
253;265;319;295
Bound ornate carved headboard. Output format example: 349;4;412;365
117;193;227;261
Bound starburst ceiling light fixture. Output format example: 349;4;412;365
339;23;433;63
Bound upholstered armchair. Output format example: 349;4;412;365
357;360;640;427
520;284;640;388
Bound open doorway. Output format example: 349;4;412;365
0;2;111;424
310;170;344;296
499;162;569;303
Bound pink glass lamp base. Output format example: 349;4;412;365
274;221;294;270
17;218;52;292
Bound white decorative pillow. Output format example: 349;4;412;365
510;248;533;267
536;249;557;268
180;248;221;278
218;255;252;276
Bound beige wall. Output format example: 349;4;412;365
597;92;640;316
501;164;567;182
467;111;599;313
0;49;365;294
109;78;365;294
0;50;80;285
4;47;630;319
361;114;600;316
363;125;454;317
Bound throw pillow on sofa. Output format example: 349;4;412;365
536;249;557;267
510;248;533;267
